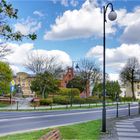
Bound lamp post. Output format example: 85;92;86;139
102;3;117;132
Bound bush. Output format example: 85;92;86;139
40;98;53;106
53;96;70;105
73;96;85;104
120;97;133;102
85;96;102;103
57;88;80;96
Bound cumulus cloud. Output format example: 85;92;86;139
109;73;119;81
33;11;44;17
86;44;140;71
44;0;116;40
14;17;42;35
4;43;72;74
116;7;140;44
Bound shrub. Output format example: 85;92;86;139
57;88;80;96
73;96;85;104
85;96;102;103
40;98;53;106
53;96;70;105
120;97;133;102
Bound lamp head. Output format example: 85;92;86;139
75;63;79;70
108;10;117;21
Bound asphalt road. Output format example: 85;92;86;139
0;103;139;136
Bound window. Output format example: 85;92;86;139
137;85;140;89
137;92;140;96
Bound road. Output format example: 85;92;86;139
0;103;139;136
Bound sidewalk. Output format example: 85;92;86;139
101;115;140;140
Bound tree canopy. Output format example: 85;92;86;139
0;61;12;94
0;0;36;41
66;76;86;92
30;71;60;98
93;81;121;100
0;0;37;58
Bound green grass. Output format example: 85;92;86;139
0;120;101;140
59;120;101;140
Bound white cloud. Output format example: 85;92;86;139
4;43;72;74
10;65;20;75
14;17;42;35
30;49;72;67
44;0;116;40
86;44;140;72
109;73;119;81
33;11;44;17
116;7;140;44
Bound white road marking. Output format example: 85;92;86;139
0;106;138;122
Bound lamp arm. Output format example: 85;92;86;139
104;3;114;22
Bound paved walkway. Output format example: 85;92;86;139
101;115;140;140
115;117;140;140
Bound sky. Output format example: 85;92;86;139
3;0;140;81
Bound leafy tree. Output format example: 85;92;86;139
92;83;102;98
93;81;121;100
106;81;121;100
120;57;140;100
0;0;36;58
66;76;86;92
30;71;60;98
0;61;12;94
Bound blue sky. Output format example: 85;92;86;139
4;0;140;80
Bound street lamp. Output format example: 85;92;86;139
102;3;117;132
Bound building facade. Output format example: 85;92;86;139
13;72;35;97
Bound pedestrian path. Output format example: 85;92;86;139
115;117;140;140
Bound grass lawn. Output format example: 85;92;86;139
0;120;101;140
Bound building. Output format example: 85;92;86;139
59;67;74;88
13;72;35;97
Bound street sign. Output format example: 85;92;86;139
11;80;15;86
10;86;15;93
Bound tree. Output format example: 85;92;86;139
66;76;86;92
92;82;102;98
0;0;36;58
77;59;101;82
120;57;140;100
24;52;64;77
106;81;121;100
76;58;102;96
93;81;121;100
30;71;59;98
0;61;12;94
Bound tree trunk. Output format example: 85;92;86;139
41;86;46;99
131;70;136;101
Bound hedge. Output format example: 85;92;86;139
73;96;85;104
56;88;80;96
53;96;70;105
40;98;53;106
